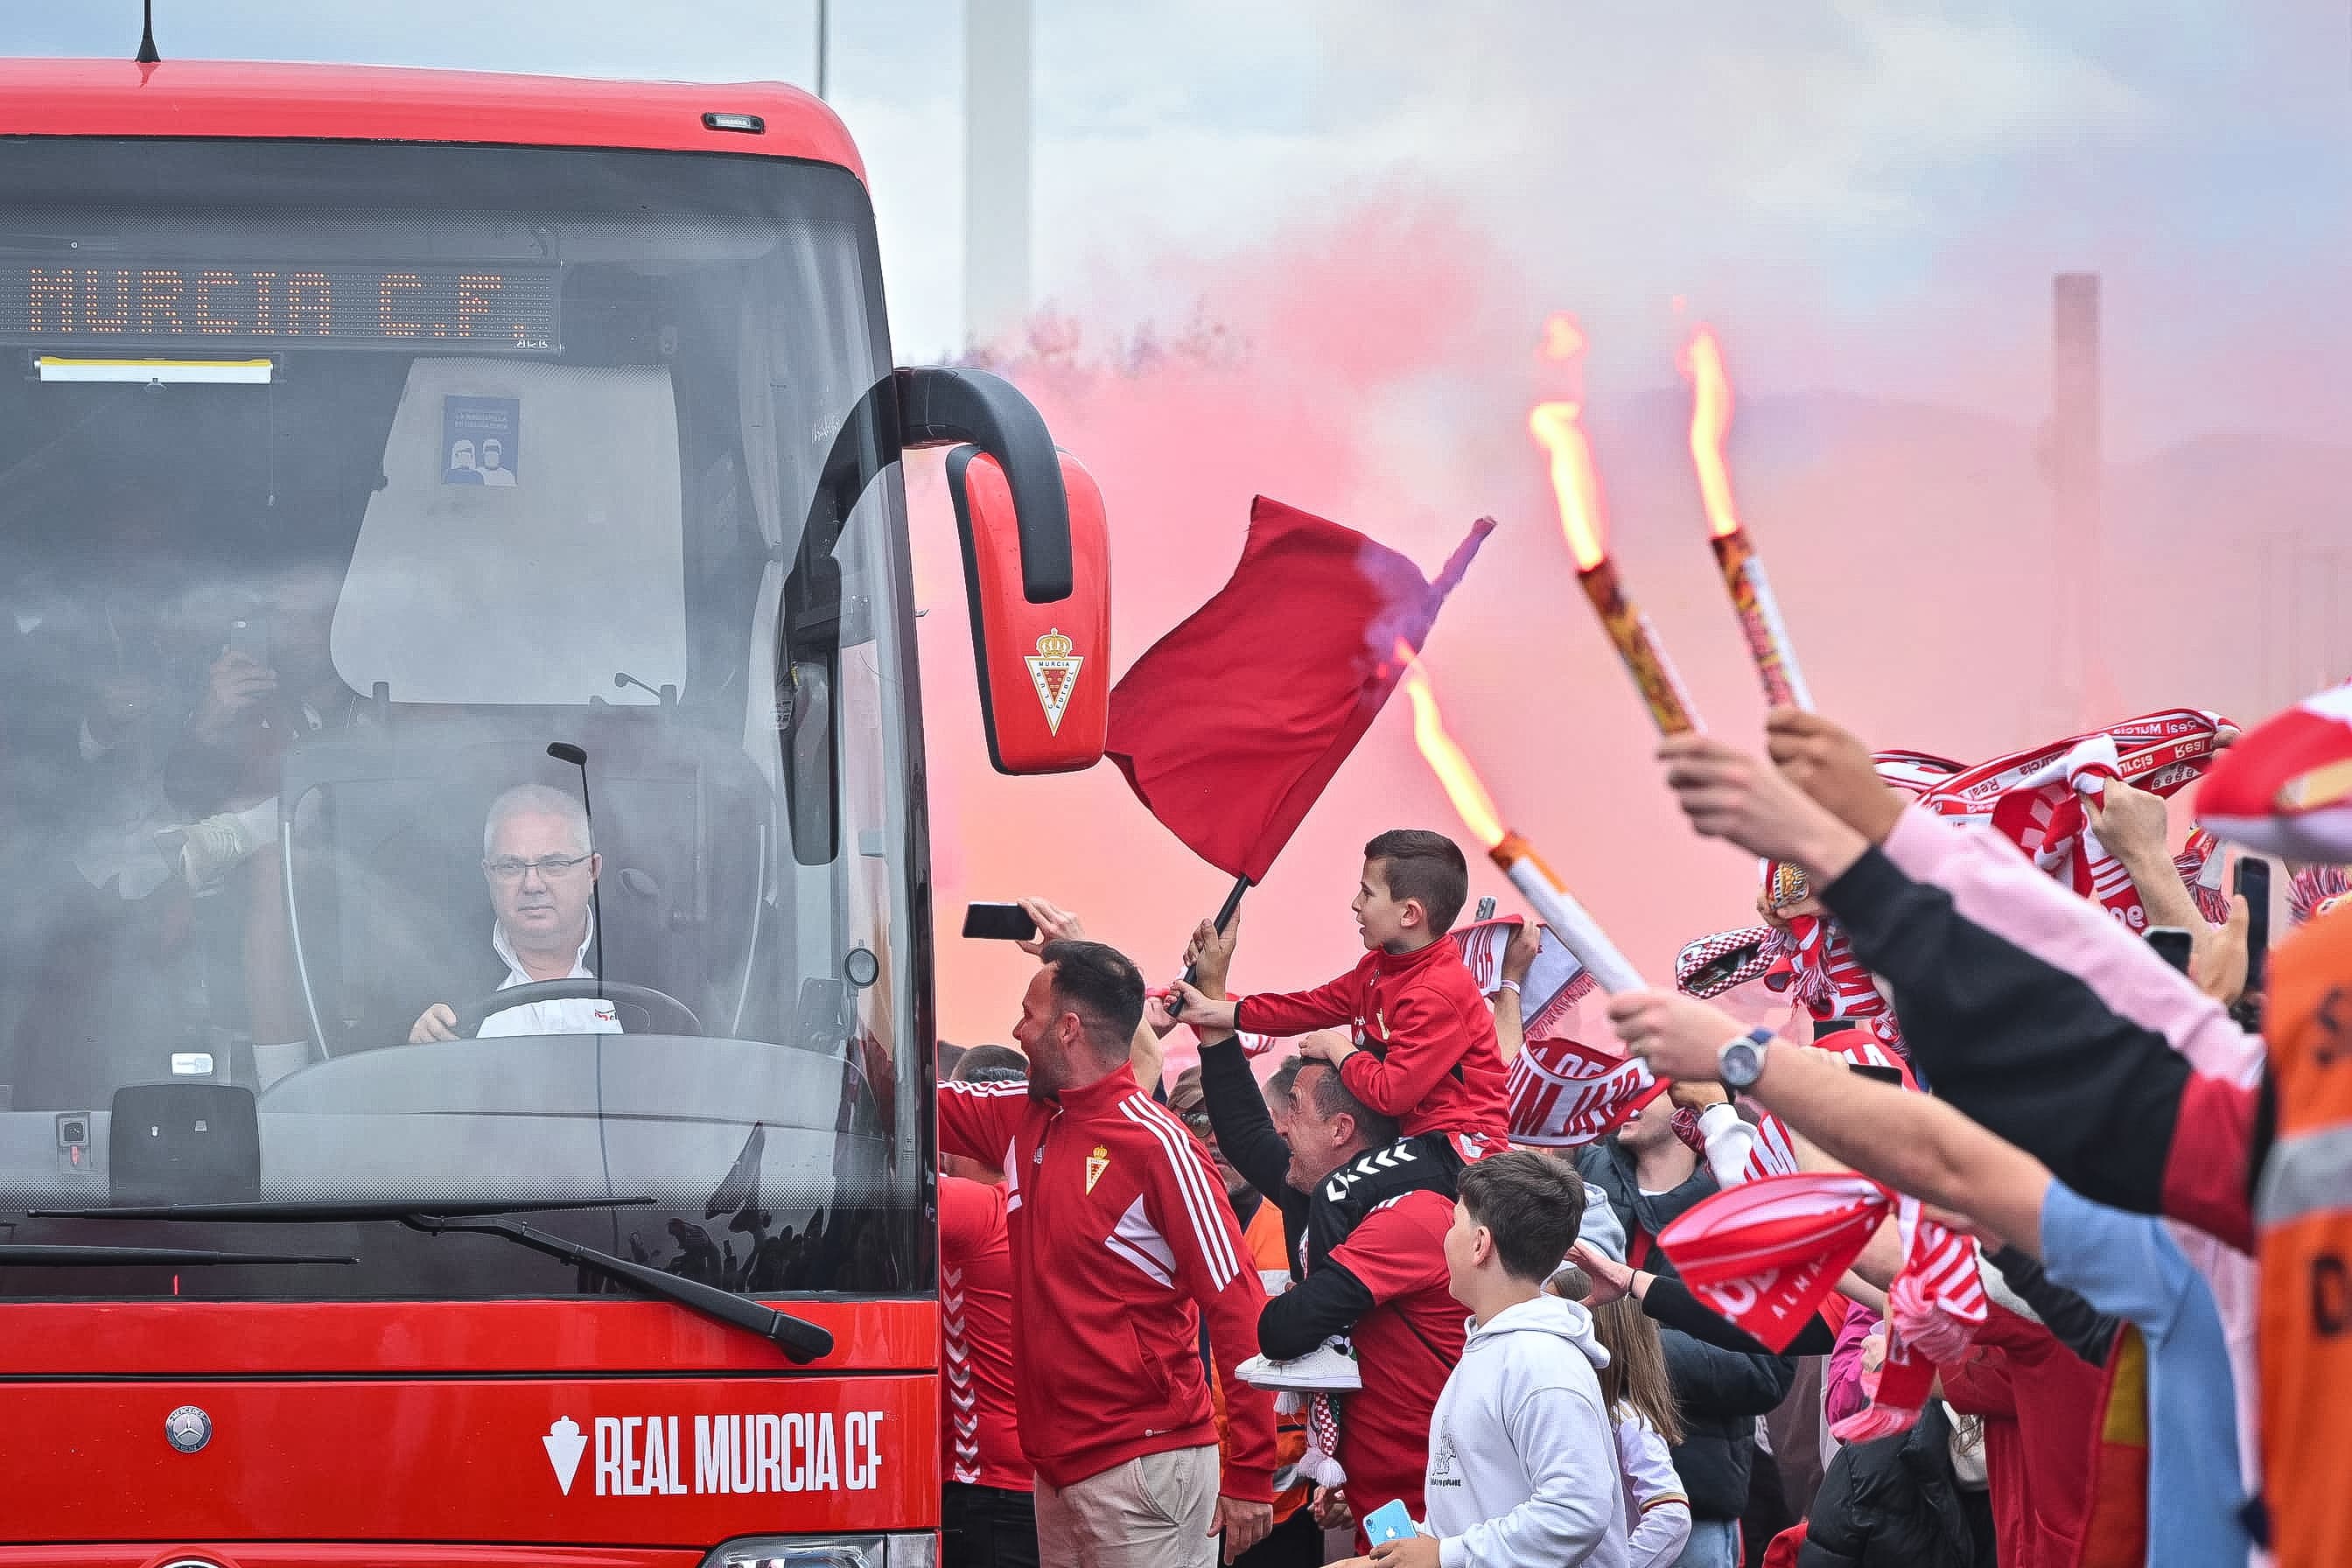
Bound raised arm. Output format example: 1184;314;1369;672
1608;990;2053;1258
1490;920;1544;1066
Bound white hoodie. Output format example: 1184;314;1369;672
1422;1292;1628;1568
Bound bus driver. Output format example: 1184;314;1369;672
409;784;620;1040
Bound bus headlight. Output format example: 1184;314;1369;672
697;1534;934;1568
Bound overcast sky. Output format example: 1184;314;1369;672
12;2;2348;450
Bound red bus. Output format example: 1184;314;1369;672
0;55;1108;1568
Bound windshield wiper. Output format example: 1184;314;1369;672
0;1244;355;1266
32;1196;655;1222
400;1213;836;1365
37;1195;835;1363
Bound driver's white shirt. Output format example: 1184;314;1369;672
480;914;622;1038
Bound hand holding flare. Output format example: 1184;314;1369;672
1683;326;1813;710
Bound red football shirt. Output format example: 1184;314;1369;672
940;1175;1028;1492
1326;1188;1465;1528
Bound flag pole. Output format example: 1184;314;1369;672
1177;874;1253;989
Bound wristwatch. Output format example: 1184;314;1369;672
1717;1026;1774;1092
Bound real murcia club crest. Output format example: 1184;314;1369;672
1085;1144;1110;1194
1025;628;1082;735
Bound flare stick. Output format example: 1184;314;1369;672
1684;326;1813;710
1708;528;1812;710
1576;556;1704;736
1529;395;1703;735
1489;830;1647;996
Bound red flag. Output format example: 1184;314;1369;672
1107;498;1494;882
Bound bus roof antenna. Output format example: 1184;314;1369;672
136;0;163;64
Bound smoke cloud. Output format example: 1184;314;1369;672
916;3;2350;1048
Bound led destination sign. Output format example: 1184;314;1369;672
0;262;559;351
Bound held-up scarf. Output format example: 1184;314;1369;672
1456;915;1598;1038
1505;1036;1662;1147
1658;1174;1985;1384
1754;753;1956;1050
1920;707;2237;930
2290;863;2351;926
1827;1200;1990;1443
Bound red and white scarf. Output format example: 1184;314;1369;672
1278;1386;1347;1489
1828;1200;1989;1443
1920;708;2236;930
1506;1036;1662;1147
1656;1172;1889;1352
1457;916;1598;1039
1675;926;1777;999
1658;1175;1984;1382
2290;864;2351;926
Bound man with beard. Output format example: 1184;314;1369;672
938;938;1275;1567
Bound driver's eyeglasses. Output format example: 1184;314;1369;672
484;852;593;882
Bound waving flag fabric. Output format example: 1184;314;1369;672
1106;499;1494;882
1829;1199;1988;1443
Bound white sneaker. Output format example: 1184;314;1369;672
1236;1342;1361;1391
163;810;265;891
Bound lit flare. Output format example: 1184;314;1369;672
1677;324;1812;710
1528;400;1608;572
1399;648;1648;994
1401;650;1505;850
1683;326;1740;541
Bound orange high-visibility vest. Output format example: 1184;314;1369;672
2257;901;2352;1568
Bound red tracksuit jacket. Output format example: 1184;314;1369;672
939;1068;1277;1498
940;1175;1026;1493
1236;935;1509;1140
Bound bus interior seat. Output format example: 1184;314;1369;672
329;355;689;710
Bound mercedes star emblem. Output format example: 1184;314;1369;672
164;1404;212;1454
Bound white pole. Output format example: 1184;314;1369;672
963;0;1033;347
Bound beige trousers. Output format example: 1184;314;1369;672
1032;1444;1220;1568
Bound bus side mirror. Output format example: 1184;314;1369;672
947;446;1110;774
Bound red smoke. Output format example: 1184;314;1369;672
912;195;2348;1052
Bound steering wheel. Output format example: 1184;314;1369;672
452;980;703;1038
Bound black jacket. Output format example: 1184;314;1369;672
1577;1138;1798;1522
1196;1036;1308;1278
1798;1401;1994;1568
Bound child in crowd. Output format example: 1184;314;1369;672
1553;1267;1694;1568
1176;829;1510;1268
1353;1149;1628;1568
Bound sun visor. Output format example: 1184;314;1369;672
332;359;687;706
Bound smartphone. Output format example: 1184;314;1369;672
2236;858;2271;994
1363;1498;1418;1546
1474;896;1497;922
962;902;1039;942
2146;927;2194;975
1847;1063;1907;1087
227;616;270;667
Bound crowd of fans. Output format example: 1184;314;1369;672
930;701;2343;1568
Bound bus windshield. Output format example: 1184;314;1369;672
0;139;929;1301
